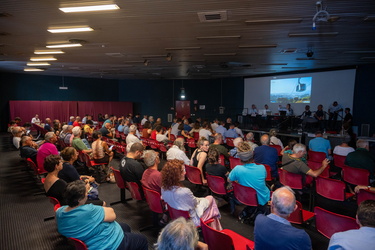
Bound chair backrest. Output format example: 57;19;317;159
226;137;235;147
261;163;272;181
316;177;346;201
278;168;304;189
166;203;190;220
269;145;282;156
333;154;346;168
27;158;39;176
193;132;200;141
48;196;61;211
342;165;370;186
229;156;241;170
314;206;359;239
185;165;203;185
68;238;88;250
232;181;258;207
357;189;375;205
218;154;225;165
186;138;197;148
307;160;330;178
169;134;176;142
127;181;143;200
288;200;308;224
110;167;125;189
206;174;227;195
148;139;159;150
308;150;326;162
200;218;235;250
143;187;164;214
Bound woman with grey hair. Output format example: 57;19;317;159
269;129;284;149
155;217;208;250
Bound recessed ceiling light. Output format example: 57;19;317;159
59;4;120;13
30;57;57;61
34;50;65;54
24;68;44;71
48;27;93;33
46;43;82;48
27;62;51;66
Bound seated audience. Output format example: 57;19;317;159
269;128;284;149
189;121;201;138
37;132;59;170
345;139;375;181
198;121;213;140
141;150;161;194
12;126;25;149
68;116;75;125
308;131;332;158
229;142;270;213
71;127;92;154
72;116;81;127
100;122;114;139
171;119;182;138
177;123;191;139
142;121;152;138
190;138;210;184
126;125;140;145
209;133;230;159
244;132;258;151
83;120;94;135
91;131;114;164
31;114;40;125
229;137;244;158
56;180;148;250
166;138;190;165
282;143;330;178
153;117;163;130
53;119;62;135
329;200;375;250
44;118;53;132
63;125;73;144
254;134;279;178
183;119;192;132
120;142;146;195
215;121;227;142
254;186;312;250
161;160;222;230
156;126;170;142
20;135;38;163
333;141;355;156
43;154;68;204
224;124;238;139
234;122;244;138
211;119;219;132
155;217;208;250
206;148;228;184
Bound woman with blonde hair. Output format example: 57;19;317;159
269;129;284;149
161;159;222;230
190;137;209;184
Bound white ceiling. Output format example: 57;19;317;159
1;0;375;79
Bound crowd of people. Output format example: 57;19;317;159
7;111;375;250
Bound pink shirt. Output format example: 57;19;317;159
36;142;58;172
141;168;161;194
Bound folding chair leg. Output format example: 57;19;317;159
110;189;132;206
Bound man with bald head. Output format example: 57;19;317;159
254;134;279;178
254;186;312;250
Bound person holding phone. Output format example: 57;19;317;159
91;131;114;164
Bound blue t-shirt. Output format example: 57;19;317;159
56;204;123;250
308;137;331;157
224;129;238;139
228;163;270;205
254;145;279;177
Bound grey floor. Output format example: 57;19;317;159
0;132;334;250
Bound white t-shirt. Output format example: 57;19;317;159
333;145;355;156
31;117;40;125
199;129;212;140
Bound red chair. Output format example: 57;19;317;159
278;168;304;189
269;144;282;156
148;139;159;150
288;201;314;224
44;196;61;221
141;188;166;231
110;167;131;205
232;182;258;207
127;181;144;201
169;134;176;142
185;165;203;185
166;203;190;220
226;137;235;147
256;163;272;182
357;189;375;205
315;177;354;201
333;154;346;169
314;206;359;239
308;151;326;162
206;174;227;195
26;158;40;176
193;132;200;141
307;160;330;178
68;238;88;250
342;166;370;186
200;218;254;250
218;154;225;165
229;156;241;170
187;138;197;148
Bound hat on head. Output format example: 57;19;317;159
237;150;253;162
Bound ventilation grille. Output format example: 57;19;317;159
198;11;227;22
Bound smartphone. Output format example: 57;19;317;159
109;145;114;150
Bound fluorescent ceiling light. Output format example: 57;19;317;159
27;62;51;66
59;4;119;13
46;43;82;48
239;44;277;48
24;68;44;71
288;32;338;37
34;50;65;54
196;35;241;39
48;27;93;33
30;57;57;61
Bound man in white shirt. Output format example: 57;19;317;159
126;125;140;145
31;114;40;125
171;118;182;138
211;119;219;132
166;138;190;165
141;115;148;126
199;121;213;140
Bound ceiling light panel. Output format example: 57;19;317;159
24;68;44;71
59;4;119;13
48;27;93;33
27;62;51;66
46;43;82;48
34;50;65;54
30;57;57;61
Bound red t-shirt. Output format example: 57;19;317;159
150;130;157;140
141;168;161;194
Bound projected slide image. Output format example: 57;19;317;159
270;77;312;103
